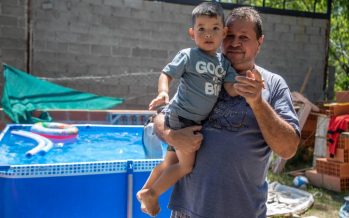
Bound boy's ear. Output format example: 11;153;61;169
188;28;195;40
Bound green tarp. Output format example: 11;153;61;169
1;64;124;123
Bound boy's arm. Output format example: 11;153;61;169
149;73;172;110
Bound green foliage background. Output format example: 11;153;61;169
329;0;349;91
219;0;349;91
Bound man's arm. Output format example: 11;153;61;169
234;70;299;159
153;113;203;154
249;99;299;159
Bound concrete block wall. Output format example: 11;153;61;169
0;0;329;110
0;0;27;96
258;14;329;100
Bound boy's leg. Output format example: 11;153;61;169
139;149;195;216
152;149;195;195
138;110;197;216
137;151;178;216
139;150;178;190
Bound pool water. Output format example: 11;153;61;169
0;124;171;218
0;125;146;165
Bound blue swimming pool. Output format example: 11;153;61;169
0;124;171;218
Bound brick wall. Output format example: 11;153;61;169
0;0;329;109
0;0;27;95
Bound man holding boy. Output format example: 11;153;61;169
154;6;300;218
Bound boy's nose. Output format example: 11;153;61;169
205;33;212;38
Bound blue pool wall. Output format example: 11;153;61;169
0;123;172;218
0;161;172;218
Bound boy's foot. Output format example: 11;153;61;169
137;189;160;217
136;190;148;214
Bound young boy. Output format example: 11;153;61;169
137;2;237;216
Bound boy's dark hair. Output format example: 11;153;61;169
192;2;225;27
226;7;263;39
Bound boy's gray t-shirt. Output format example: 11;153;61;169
162;48;236;122
168;66;300;218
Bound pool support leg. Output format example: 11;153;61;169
127;160;133;218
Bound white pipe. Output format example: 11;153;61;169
39;137;54;155
11;130;53;157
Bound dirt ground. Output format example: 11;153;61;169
268;170;347;218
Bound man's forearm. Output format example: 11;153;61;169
250;99;300;159
153;113;203;153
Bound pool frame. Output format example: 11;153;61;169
0;124;171;218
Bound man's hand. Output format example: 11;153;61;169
234;69;264;106
168;126;203;154
153;113;203;154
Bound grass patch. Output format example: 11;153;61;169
267;149;349;218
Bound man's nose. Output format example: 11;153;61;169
230;37;241;46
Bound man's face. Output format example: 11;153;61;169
221;18;263;73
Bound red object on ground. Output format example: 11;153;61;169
327;115;349;156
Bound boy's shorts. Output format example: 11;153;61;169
162;109;200;152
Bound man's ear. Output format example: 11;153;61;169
188;28;195;40
223;27;228;38
257;35;264;53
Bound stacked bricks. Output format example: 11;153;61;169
327;133;349;163
307;127;349;192
306;99;349;192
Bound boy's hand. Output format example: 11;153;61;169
148;91;169;110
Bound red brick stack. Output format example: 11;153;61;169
305;91;349;192
306;126;349;192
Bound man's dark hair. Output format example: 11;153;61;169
192;2;225;27
227;7;263;39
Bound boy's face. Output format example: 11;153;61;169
189;15;227;56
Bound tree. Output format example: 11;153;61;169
329;0;349;91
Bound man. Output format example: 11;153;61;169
154;7;300;218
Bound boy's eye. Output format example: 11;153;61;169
213;27;220;31
198;27;205;32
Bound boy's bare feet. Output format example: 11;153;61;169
137;189;160;217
